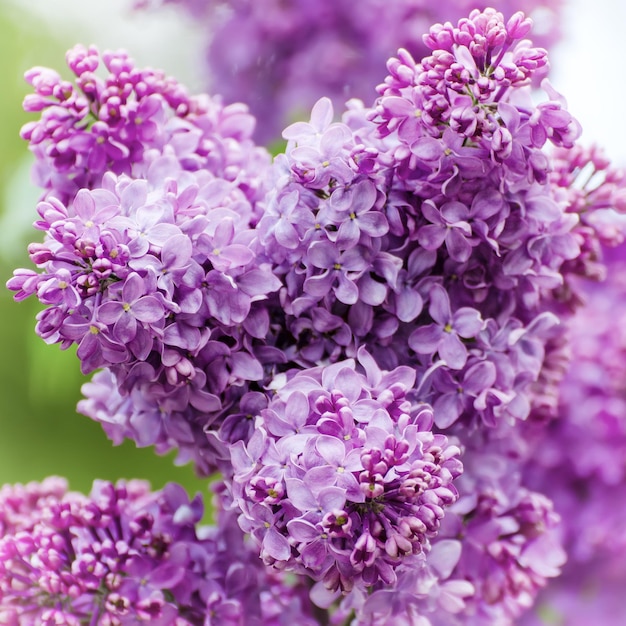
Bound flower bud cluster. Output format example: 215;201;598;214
0;479;316;626
22;44;269;209
522;248;626;606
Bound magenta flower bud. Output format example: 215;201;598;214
91;258;113;279
0;479;317;625
28;242;54;264
506;11;533;39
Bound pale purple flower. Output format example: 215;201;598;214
97;272;165;344
304;241;370;305
431;360;498;428
230;355;462;592
326;179;389;249
417;200;473;262
409;284;483;369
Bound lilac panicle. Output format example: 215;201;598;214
431;426;566;625
518;246;626;623
22;45;269;209
230;352;462;593
10;48;278;475
0;478;317;626
8;165;280;475
262;8;583;437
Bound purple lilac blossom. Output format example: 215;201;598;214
518;245;626;623
8;160;280;475
326;539;474;625
139;0;563;143
265;11;622;620
8;8;626;624
21;45;269;209
439;426;566;625
10;49;279;475
0;478;316;626
514;146;626;422
230;354;462;593
262;9;584;436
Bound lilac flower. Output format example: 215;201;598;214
332;540;474;626
8;166;280;474
326;179;389;249
431;359;498;428
0;478;317;626
417;200;473;262
97;272;165;344
62;305;130;373
9;51;281;474
516;246;626;621
409;284;483;370
230;354;462;592
452;489;565;624
305;241;370;305
436;430;567;625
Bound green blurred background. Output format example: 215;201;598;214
0;2;206;497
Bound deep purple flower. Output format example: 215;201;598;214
0;478;318;626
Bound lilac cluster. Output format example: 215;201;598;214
0;478;316;626
438;428;566;625
518;244;626;623
550;144;626;285
230;355;462;594
22;44;269;208
10;48;278;475
236;9;623;621
325;539;474;625
263;8;582;433
139;0;563;142
8;165;281;474
453;491;564;624
7;6;626;625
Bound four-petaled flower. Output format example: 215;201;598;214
409;283;484;369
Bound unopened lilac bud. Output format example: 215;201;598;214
29;246;55;270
